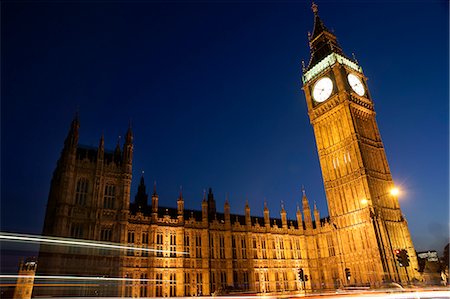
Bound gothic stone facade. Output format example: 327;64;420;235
38;5;418;297
39;118;336;296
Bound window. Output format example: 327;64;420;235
327;235;335;257
196;273;202;295
241;238;247;259
103;184;116;209
195;234;202;258
124;273;132;297
141;232;149;257
211;272;216;293
220;271;227;290
184;272;190;296
156;233;163;257
243;271;249;290
127;231;135;243
232;236;237;259
275;272;280;291
100;228;112;241
210;236;215;259
70;223;83;238
140;273;148;297
280;239;285;259
75;178;88;206
155;273;163;297
219;235;225;259
142;232;149;244
295;239;302;259
170;234;176;257
127;231;135;256
261;239;267;259
184;234;190;258
283;271;288;290
253;237;258;259
170;273;176;297
264;272;269;292
272;240;277;259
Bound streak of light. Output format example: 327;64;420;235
0;283;100;287
0;274;174;283
5;291;449;299
0;232;186;255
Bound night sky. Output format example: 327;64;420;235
1;0;448;264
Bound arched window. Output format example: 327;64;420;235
103;184;116;209
75;178;88;206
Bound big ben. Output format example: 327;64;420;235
302;3;418;285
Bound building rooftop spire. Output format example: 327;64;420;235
306;2;346;71
311;2;318;14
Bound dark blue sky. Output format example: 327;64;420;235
2;0;448;256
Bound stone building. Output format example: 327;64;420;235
37;3;418;297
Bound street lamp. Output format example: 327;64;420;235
389;187;400;196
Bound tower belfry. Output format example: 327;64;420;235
302;2;417;286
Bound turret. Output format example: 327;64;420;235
202;190;208;224
207;188;216;220
313;201;320;226
123;125;133;173
114;137;122;165
63;113;79;153
245;200;251;226
263;201;270;228
177;186;184;221
224;195;230;226
302;187;313;230
281;201;287;229
151;181;158;220
134;174;148;211
296;204;303;230
97;134;104;162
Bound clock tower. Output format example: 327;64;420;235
302;3;418;285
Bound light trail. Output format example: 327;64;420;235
0;274;176;283
0;232;187;255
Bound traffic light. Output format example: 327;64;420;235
394;249;410;267
304;275;309;281
298;268;304;281
401;249;410;267
345;268;351;281
394;249;403;266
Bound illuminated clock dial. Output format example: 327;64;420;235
312;77;333;103
347;73;365;96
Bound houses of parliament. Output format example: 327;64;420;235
37;3;418;297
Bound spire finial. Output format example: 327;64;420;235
264;199;268;209
281;200;285;210
302;185;306;196
179;185;183;199
297;202;300;211
203;189;207;201
312;2;318;14
153;180;157;195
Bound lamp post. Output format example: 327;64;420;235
364;186;403;284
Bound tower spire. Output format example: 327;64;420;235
311;2;318;14
306;2;345;70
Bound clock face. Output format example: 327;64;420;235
312;77;333;102
347;73;365;96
